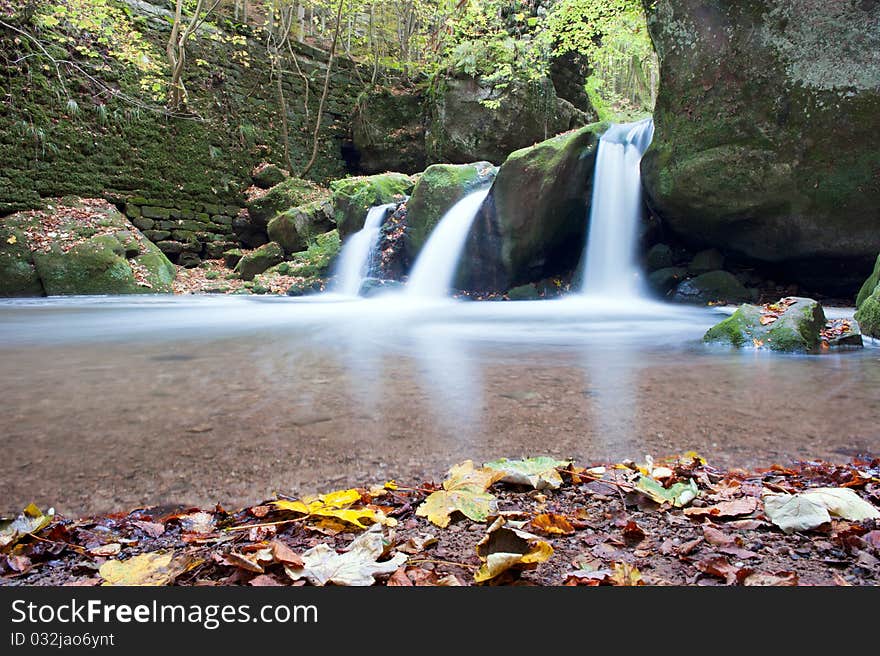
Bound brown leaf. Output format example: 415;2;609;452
89;543;122;557
270;541;303;567
742;571;798;586
530;513;575;536
684;497;759;519
387;567;413;587
131;520;165;538
696;556;748;585
676;537;703;556
7;554;32;573
760;315;778;325
622;521;646;544
222;553;264;573
250;506;271;518
248;574;284;587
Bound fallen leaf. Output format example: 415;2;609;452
131;520;165;538
89;543;122;557
530;513;575;536
636;476;699;508
0;504;54;550
177;511;215;535
272;488;386;529
742;571;798;586
760;315;778;325
387;566;457;586
564;562;643;586
763;487;879;533
622;521;646;544
399;533;438;554
99;552;196;586
222;552;264;573
474;516;553;583
7;554;32;573
248;575;284;586
270;540;303;567
684;497;759;518
483;456;569;490
284;526;406;586
609;561;644;586
696;556;747;585
416;460;504;528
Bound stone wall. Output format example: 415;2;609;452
0;0;368;230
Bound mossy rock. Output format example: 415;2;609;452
405;162;496;259
704;297;827;352
645;243;675;272
642;1;880;294
647;267;688;297
252;163;289;189
461;123;605;292
507;283;541;300
352;87;427;174
223;248;244;268
0;225;43;296
855;287;880;339
688;249;724;275
235;242;284;281
266;230;341;280
246;178;328;227
855;253;880;308
673;270;754;305
267;199;335;255
1;200;174;296
330;173;414;238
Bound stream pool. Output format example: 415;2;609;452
1;294;878;515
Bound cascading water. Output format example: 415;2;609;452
332;203;395;296
580;118;654;297
406;188;490;298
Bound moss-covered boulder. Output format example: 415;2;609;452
642;0;880;294
246;178;328;227
251;163;289;189
647;267;688;297
351;87;427;175
673;270;753;305
855;254;880;338
646;243;675;272
264;230;341;286
688;249;724;275
0;199;175;296
330;173;414;238
461;123;604;291
427;75;592;166
235;242;284;281
0;223;44;296
267;199;335;255
704;297;827;352
405;162;497;259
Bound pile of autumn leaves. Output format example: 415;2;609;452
2;455;879;586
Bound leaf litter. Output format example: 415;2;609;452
3;455;879;586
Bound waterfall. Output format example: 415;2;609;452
332;203;395;296
406;188;490;298
580;118;654;297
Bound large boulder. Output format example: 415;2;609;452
641;0;880;294
461;123;604;291
426;75;592;166
330;173;414;238
0;199;175;296
351;87;427;175
672;270;753;304
704;296;827;352
405;162;497;260
235;242;284;281
267;199;335;255
855;254;880;338
245;177;328;227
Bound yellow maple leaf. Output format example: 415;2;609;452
6;235;16;245
272;488;383;529
474;517;553;583
416;460;504;528
99;552;197;586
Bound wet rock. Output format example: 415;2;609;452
405;162;496;260
507;283;541;301
688;249;725;275
642;0;880;294
331;173;414;238
646;243;675;272
854;253;880;339
267;199;335;255
235;242;284;281
360;278;405;297
223;248;243;269
647;267;688;296
673;270;753;305
704;297;827;352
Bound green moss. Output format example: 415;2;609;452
33;235;140;295
235;242;285;281
703;305;757;347
330;173;414;237
855;288;880;339
132;241;176;292
246;178;329;226
704;297;827;352
406;162;496;258
267;199;334;255
268;229;341;279
856;253;880;308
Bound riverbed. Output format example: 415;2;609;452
1;294;877;516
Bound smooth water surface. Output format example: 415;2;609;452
1;295;877;515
